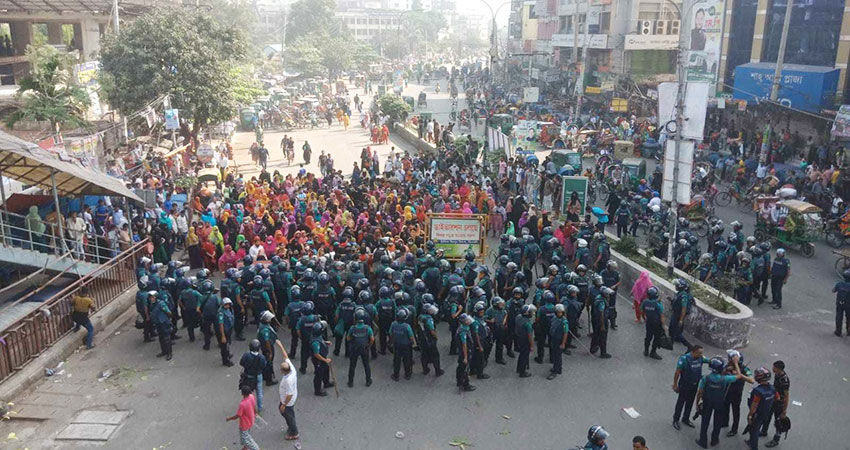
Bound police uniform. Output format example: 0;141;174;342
484;305;507;363
589;294;608;356
390;320;414;379
674;352;709;425
535;302;556;362
297;313;319;372
216;305;235;365
698;373;739;445
514;314;533;376
669;290;692;348
747;383;778;450
220;278;244;340
418;313;442;374
346;322;374;385
136;289;154;342
548;315;568;375
150;297;173;359
200;291;221;350
722;365;753;434
469;314;491;378
310;333;331;394
640;297;664;356
769;256;789;308
334;299;356;356
257;322;279;384
284;300;305;356
375;296;396;354
249;288;273;324
600;268;620;328
455;322;473;389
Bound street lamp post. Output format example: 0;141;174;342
395;9;424;61
477;0;513;80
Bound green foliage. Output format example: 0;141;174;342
378;94;412;123
284;35;324;76
612;235;639;256
99;6;249;138
3;45;91;130
230;67;265;105
406;11;446;42
286;0;338;44
285;32;363;79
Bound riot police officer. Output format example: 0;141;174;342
257;310;281;386
375;286;396;354
833;269;850;336
239;339;267;412
484;297;508;364
590;287;612;358
769;248;790;309
515;304;535;377
390;308;415;381
694;355;752;448
418;303;444;376
455;313;475;392
249;275;275;326
673;345;710;430
584;425;609;450
547;303;569;380
178;277;201;342
150;291;173;361
746;368;777;450
346;307;374;387
283;286;305;357
534;290;557;363
469;301;491;379
221;269;245;341
600;261;621;329
334;288;357;356
310;322;333;396
640;286;665;360
297;301;320;374
670;278;692;349
199;279;221;351
216;298;235;366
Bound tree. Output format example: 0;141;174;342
3;45;91;131
284;35;324;76
378;94;411;123
99;6;249;142
406;11;447;42
285;32;360;79
285;0;338;44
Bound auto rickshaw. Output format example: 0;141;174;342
198;168;221;192
677;194;716;237
621;158;647;190
551;149;583;174
403;96;415;110
754;198;822;257
417;91;427;108
613;140;635;160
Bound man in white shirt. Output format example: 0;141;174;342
66;211;87;259
278;356;299;440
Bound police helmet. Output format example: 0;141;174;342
473;301;486;312
673;278;688;291
554;303;565;313
303;268;315;280
260;268;271;278
458;313;474;325
439;259;451;271
222;297;233;306
492;297;506;307
354;307;368;322
716;240;728;250
422;293;435;304
535;277;548;289
394;291;404;301
416;248;425;258
138;276;149;290
601;287;615;296
350;261;361;272
414;279;426;292
271;255;282;265
225;268;237;279
396;308;409;321
197;268;210;280
249;339;261;352
379;286;393;298
290;285;302;299
424;304;439;315
449;285;465;297
390;261;402;272
426;240;436;250
311;321;324;336
776;248;785;257
646;286;659;299
678;239;688;247
754;367;772;383
356;278;370;291
752;247;763;257
402;270;414;281
709;357;725;374
512;286;525;298
542;290;556;304
243;255;253;265
465;252;476;262
342;286;355;299
606;261;618;271
498;255;510;266
303;301;314;313
576;264;587;273
746;236;757;246
500;234;510;244
577;239;588;248
548;264;559;275
731;220;742;230
506;262;518;272
520;304;533;316
552;255;562;265
253;275;263;285
567;285;580;295
318;272;330;283
650;204;661;213
587;425;609;443
592;275;603;286
542;226;553;235
760;241;772;252
548;237;560;248
843;269;850;282
260;310;275;323
514;272;526;284
470;286;485;299
358;290;373;303
201;279;215;293
380;254;390;265
688;235;699;245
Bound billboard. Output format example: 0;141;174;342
662;140;694;204
560;176;589;220
427;214;486;260
658;82;709;141
732;63;839;113
832;105;850;140
686;0;724;83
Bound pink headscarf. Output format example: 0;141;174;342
462;202;473;214
631;271;653;304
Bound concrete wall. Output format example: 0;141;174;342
606;232;753;348
392;122;437;156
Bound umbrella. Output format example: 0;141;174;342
526;155;539;165
592;206;609;223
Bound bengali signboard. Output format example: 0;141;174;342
686;0;725;83
832;105;850;140
427;214;486;260
560;176;589;220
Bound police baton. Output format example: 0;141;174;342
328;362;340;398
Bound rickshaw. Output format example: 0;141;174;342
754;199;822;257
551;150;583;174
677;194;716;237
417;92;427;108
613;140;635;160
621;158;647;190
198;168;221;192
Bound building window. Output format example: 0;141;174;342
598;11;611;34
761;0;843;68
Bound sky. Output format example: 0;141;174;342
456;0;512;26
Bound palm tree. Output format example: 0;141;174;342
3;45;91;131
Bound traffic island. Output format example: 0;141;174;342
392;122;437;156
606;233;753;348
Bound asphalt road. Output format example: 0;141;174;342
1;80;848;450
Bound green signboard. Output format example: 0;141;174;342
560;176;589;219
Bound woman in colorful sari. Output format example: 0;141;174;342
186;226;203;269
218;244;238;272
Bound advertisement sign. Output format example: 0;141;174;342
686;0;724;83
658;82;709;140
196;143;214;163
732;63;839;113
550;33;609;49
832;105;850;140
427;214;486;260
523;87;540;103
73;61;100;87
560;176;589;219
164;109;180;130
662;140;693;204
624;34;679;50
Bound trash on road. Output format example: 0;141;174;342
622;407;641;419
501;415;510;420
98;369;116;382
449;437;472;449
792;400;802;406
395;431;404;439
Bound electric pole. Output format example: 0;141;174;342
574;0;590;120
763;0;793;164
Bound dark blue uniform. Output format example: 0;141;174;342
769;257;789;307
674;352;709;424
834;281;850;335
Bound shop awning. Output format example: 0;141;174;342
0;131;143;203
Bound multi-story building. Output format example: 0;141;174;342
336;9;404;42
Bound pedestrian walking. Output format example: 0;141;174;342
71;287;96;349
278;351;299;441
226;385;260;450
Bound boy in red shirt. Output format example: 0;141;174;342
226;385;260;450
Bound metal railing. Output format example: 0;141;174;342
0;209;124;265
0;239;148;384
